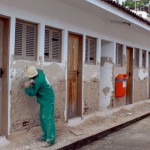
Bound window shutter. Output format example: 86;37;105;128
85;39;88;62
89;39;95;62
44;27;61;62
25;24;36;60
116;44;123;67
85;37;96;64
51;30;60;61
14;22;23;59
44;29;50;61
15;20;37;60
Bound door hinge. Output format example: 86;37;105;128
0;68;4;78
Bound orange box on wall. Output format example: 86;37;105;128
115;74;128;97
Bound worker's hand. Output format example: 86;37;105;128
21;81;31;88
24;81;31;88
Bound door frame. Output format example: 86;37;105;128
67;32;83;120
0;16;10;136
126;47;133;104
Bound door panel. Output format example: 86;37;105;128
68;33;82;119
0;19;4;135
126;47;133;104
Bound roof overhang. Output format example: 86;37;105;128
58;0;150;31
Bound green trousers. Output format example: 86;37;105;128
40;104;56;144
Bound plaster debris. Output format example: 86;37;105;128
2;100;150;150
138;69;148;80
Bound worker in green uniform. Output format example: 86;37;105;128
22;66;56;146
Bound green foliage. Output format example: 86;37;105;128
123;0;150;9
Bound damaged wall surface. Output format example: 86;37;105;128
99;58;114;109
10;56;66;132
84;65;100;114
133;68;148;102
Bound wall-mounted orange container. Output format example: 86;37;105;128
115;74;128;97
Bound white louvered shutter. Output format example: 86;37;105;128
14;22;23;59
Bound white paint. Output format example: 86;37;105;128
101;41;115;57
38;23;45;60
99;62;114;109
138;69;148;80
9;17;16;55
11;68;17;77
82;35;86;119
100;40;114;109
96;38;101;64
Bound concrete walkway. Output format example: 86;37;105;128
1;100;150;150
80;117;150;150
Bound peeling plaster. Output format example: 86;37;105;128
11;68;17;77
138;69;148;80
10;58;66;132
84;77;99;114
84;65;100;82
99;61;113;109
102;87;110;95
133;69;148;102
101;57;113;66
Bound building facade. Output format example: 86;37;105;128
0;0;150;137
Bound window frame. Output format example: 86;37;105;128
85;36;96;65
116;43;123;67
14;19;37;60
134;48;139;68
44;26;62;62
142;50;146;68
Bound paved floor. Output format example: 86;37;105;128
80;117;150;150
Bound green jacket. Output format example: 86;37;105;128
24;69;55;106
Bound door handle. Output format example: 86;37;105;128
0;68;4;78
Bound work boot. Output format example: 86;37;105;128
41;142;54;148
36;136;46;142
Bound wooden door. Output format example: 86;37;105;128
0;19;4;135
126;47;133;104
0;17;9;136
68;33;82;119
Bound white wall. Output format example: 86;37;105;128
101;41;115;58
0;0;150;52
99;41;115;109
